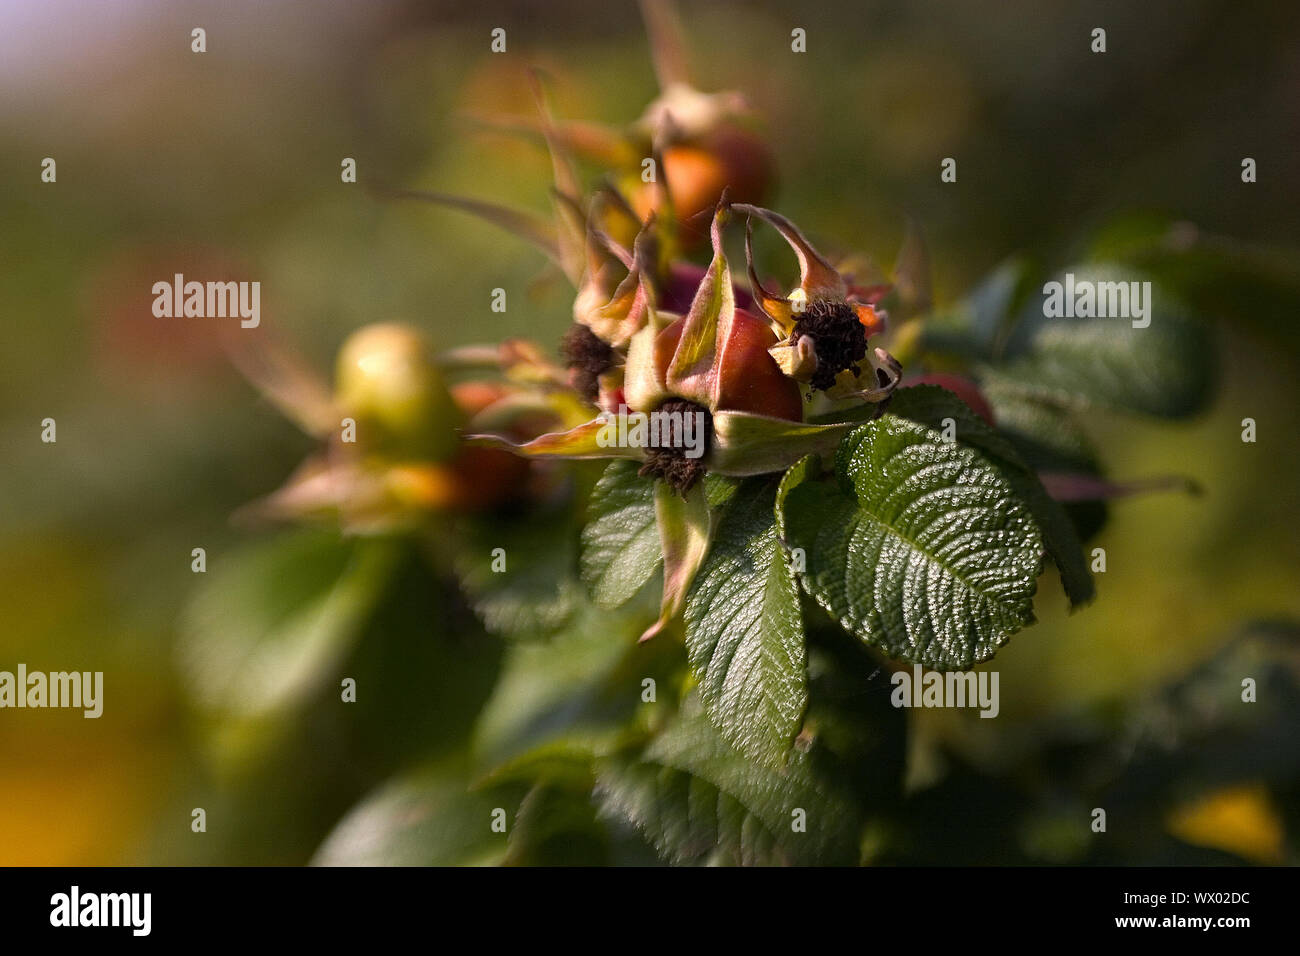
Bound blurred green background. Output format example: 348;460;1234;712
1;0;1297;864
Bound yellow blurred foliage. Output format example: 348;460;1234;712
1166;783;1285;864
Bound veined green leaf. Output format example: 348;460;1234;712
888;385;1094;607
779;416;1044;669
581;461;661;609
684;478;806;765
594;703;861;865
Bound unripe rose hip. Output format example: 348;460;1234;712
334;323;463;463
651;310;802;422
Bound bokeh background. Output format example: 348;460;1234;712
1;0;1297;864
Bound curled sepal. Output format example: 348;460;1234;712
576;221;660;349
664;203;735;408
524;71;589;284
707;411;856;477
622;302;675;415
640;479;710;642
468;418;644;462
742;215;793;333
589;182;649;255
734;203;848;326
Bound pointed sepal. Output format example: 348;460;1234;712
640;478;710;642
733;203;848;305
706;411;857;476
664;202;735;408
469;418;645;461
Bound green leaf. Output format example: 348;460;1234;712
801;636;908;813
343;548;504;768
593;703;861;865
887;385;1028;468
177;529;398;717
704;472;743;511
1123;620;1300;788
684;478;806;765
312;761;523;866
778;416;1043;669
888;385;1094;607
988;264;1214;418
580;461;661;609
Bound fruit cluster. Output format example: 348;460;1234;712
232;16;923;642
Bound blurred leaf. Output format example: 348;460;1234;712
581;461;661;609
1080;620;1300;864
981;384;1108;541
471;598;683;767
980;384;1100;474
889;385;1094;607
481;740;601;790
801;630;909;814
778;416;1043;669
454;507;583;637
343;547;503;768
594;701;861;865
919;257;1035;360
1087;216;1300;358
1119;620;1300;787
178;530;398;717
504;783;609;866
986;264;1214;418
312;761;524;866
684;477;806;765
